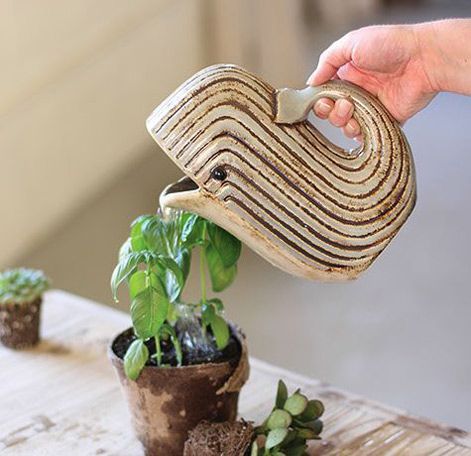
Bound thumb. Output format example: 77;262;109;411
307;33;355;85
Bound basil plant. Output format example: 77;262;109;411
111;211;241;380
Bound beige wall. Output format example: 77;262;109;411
1;0;320;269
1;0;205;267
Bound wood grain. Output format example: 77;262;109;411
0;291;469;455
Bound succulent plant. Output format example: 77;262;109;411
251;380;324;456
0;268;50;305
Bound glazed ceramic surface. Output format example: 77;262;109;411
147;64;416;280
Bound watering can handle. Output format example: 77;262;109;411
274;81;394;142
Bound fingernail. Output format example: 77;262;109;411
336;99;353;118
316;100;332;115
345;121;358;136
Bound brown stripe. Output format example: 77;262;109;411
195;143;411;233
154;74;273;136
188;126;409;216
218;166;412;248
221;177;390;254
224;195;363;269
173;97;403;196
167;88;390;183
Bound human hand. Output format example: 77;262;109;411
307;24;439;140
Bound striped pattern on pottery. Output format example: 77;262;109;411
147;64;416;280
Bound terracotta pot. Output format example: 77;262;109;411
109;327;249;456
0;298;41;349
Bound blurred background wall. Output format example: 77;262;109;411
2;0;470;429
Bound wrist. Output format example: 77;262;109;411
413;22;445;93
414;19;471;95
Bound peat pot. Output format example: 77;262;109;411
109;326;249;456
0;298;41;349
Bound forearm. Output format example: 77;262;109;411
415;19;471;95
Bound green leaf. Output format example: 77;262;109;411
206;244;237;292
284;443;308;456
266;428;288;450
202;298;225;327
130;278;169;339
207;297;224;312
299;400;324;421
130;215;153;251
124;339;149;381
201;302;216;327
166;301;178;323
207;223;241;267
141;216;166;252
284;394;308;416
119;238;133;259
129;271;160;299
299;419;323;435
129;271;146;299
181;213;205;247
283;437;306;448
294;428;317;440
111;252;143;301
267;409;292;430
276;380;288;409
174;249;191;282
210;315;230;350
281;430;298;446
250;442;258;456
156;256;184;302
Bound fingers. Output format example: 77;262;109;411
313;98;334;119
306;33;355;85
314;98;362;142
329;99;354;127
307;30;367;142
314;98;354;127
343;119;361;139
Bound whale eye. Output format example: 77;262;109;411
211;166;227;181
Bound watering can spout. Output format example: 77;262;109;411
148;64;416;281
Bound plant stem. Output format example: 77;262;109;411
200;223;207;304
155;334;162;366
172;334;183;366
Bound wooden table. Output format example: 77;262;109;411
1;291;470;455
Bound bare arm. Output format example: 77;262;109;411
418;19;471;96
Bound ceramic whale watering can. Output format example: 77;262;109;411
147;64;416;281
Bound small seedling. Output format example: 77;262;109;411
251;380;324;456
0;268;50;305
111;210;241;380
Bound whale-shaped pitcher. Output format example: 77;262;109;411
146;64;416;281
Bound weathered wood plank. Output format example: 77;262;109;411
0;291;469;455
